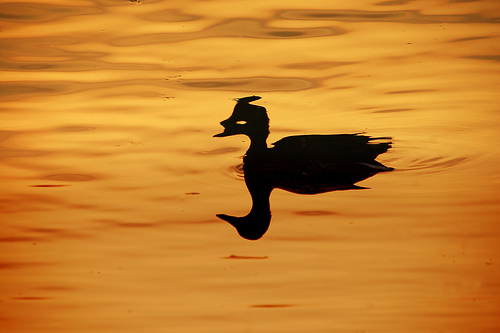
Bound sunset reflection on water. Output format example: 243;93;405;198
1;0;499;332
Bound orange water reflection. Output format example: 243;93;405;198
1;0;499;332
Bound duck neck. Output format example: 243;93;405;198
247;132;269;153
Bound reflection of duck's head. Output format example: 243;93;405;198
214;96;269;143
216;179;273;241
217;210;271;241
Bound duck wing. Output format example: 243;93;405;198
271;134;391;161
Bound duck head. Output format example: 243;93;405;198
214;96;270;140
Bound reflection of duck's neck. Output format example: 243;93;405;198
217;181;272;240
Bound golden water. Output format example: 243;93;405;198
1;0;499;332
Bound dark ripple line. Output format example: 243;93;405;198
375;0;413;5
0;75;317;99
223;255;268;260
11;297;52;301
449;36;492;43
0;79;166;99
170;76;316;92
0;3;104;23
386;89;437;94
0;36;105;63
281;61;357;70
463;55;500;62
401;156;469;173
279;9;499;24
0;59;165;73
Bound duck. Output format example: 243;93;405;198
214;95;393;240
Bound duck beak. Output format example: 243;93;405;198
214;119;236;137
213;131;231;137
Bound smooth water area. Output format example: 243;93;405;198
1;0;499;332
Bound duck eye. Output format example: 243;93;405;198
236;120;247;125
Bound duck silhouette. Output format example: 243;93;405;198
214;96;393;240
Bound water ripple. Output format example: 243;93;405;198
0;2;103;22
170;76;316;92
111;18;346;46
463;55;500;62
375;0;413;5
281;61;357;70
402;156;469;172
0;79;165;99
44;174;97;182
0;36;164;72
0;75;316;99
279;9;499;24
137;8;202;22
394;142;470;174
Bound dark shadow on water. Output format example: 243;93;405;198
214;96;393;240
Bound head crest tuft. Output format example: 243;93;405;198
234;96;262;104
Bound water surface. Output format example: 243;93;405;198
1;0;499;332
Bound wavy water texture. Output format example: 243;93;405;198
111;18;346;46
1;1;500;333
0;2;103;22
279;9;499;24
171;76;315;92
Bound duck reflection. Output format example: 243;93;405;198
214;96;393;240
